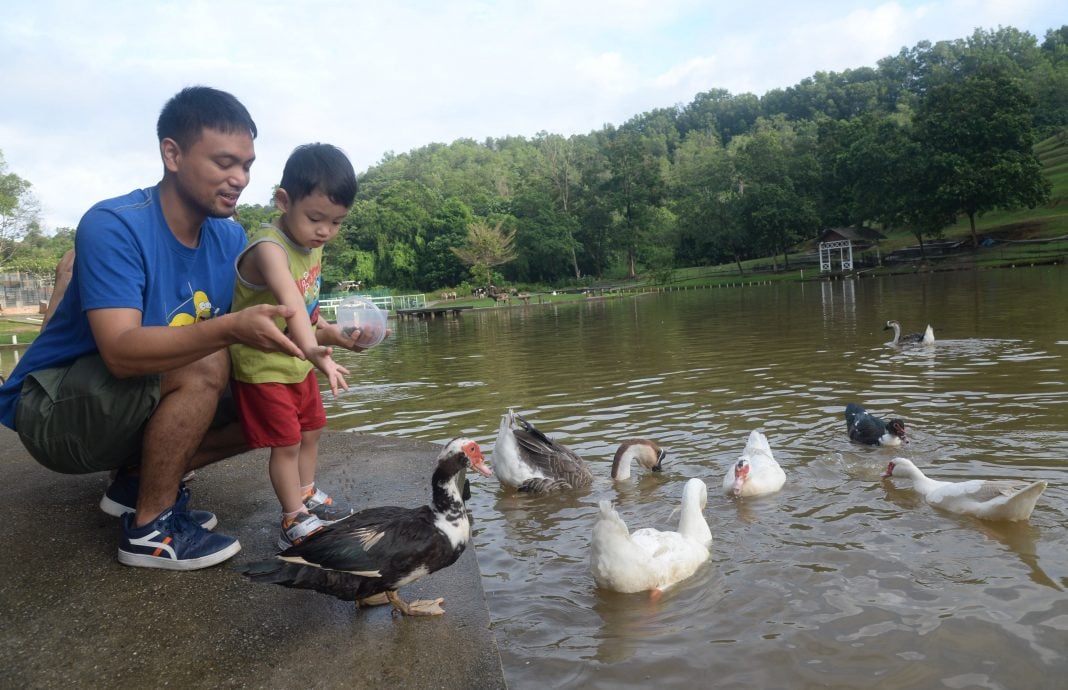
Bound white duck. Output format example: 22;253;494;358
610;439;666;481
493;409;594;492
883;457;1047;522
590;478;712;594
722;430;786;497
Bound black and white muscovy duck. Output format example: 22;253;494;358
240;437;492;616
884;320;935;346
493;409;594;492
883;457;1047;521
844;403;908;446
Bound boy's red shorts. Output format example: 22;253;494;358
232;371;326;449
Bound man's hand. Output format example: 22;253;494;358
233;304;305;358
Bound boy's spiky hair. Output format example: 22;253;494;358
280;143;358;208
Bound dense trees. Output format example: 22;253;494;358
1;150;42;266
7;25;1066;289
301;23;1062;291
913;67;1051;247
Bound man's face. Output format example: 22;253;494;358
170;127;256;219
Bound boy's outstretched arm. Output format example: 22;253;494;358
240;242;350;395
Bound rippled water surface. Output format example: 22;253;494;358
328;267;1068;689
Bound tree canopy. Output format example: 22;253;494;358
7;24;1066;289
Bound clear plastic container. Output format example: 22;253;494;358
335;296;387;349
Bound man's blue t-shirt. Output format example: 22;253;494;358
0;186;247;429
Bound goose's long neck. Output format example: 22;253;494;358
889;322;901;345
610;448;632;480
678;498;711;547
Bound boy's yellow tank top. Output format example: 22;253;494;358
229;224;321;384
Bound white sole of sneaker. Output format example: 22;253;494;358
117;540;241;571
99;494;130;518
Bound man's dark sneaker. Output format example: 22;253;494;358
117;507;240;571
100;474;217;530
303;486;353;522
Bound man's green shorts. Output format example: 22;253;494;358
15;353;160;474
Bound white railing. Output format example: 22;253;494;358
319;294;426;319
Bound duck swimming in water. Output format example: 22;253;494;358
493;410;594;492
845;403;908;446
722;430;785;497
590;478;712;594
884;320;935;346
240;437;492;616
883;457;1047;522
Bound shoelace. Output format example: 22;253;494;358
166;508;206;538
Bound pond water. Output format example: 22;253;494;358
327;267;1067;688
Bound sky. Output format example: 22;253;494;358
1;0;1064;231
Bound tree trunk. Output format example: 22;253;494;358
968;212;978;249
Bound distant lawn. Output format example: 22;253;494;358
0;319;41;346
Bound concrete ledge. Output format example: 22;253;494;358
0;427;505;689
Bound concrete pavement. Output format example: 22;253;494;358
0;427;506;689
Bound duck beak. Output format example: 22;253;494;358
732;463;749;495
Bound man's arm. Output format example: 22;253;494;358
89;305;305;378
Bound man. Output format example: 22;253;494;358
0;86;317;570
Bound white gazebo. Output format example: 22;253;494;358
817;227;886;273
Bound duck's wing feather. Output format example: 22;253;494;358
518;477;575;493
849;413;885;443
512;428;593;487
280;506;440;573
844;403;866;432
963;480;1042;502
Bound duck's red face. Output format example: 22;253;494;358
462;440;493;477
888;420;908;443
732;458;750;495
883;461;897;478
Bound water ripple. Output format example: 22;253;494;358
325;269;1068;688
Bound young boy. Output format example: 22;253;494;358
230;143;357;549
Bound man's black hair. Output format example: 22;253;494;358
280;143;358;209
157;86;257;150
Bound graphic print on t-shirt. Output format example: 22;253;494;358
168;287;217;327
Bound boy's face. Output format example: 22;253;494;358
275;189;348;249
166;127;256;219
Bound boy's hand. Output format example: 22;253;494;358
316;320;392;353
306;346;350;396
